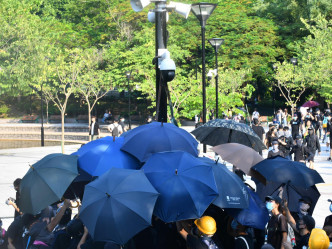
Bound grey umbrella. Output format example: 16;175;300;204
20;153;78;214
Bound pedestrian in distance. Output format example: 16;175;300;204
290;114;301;140
107;118;123;137
6;178;22;218
303;127;321;169
326;114;332;160
252;119;265;156
89;116;100;141
178;216;223;249
264;196;288;249
252;108;260;122
314;108;323;140
289;135;313;163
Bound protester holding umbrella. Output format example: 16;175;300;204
303;127;321;169
265;196;288;249
178;216;223;249
25;200;72;249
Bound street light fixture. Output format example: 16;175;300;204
208;38;224;118
125;71;132;130
192;2;217;153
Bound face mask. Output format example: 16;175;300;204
297;140;303;146
299;202;310;215
330;204;332;213
273;145;279;151
266;202;274;211
231;220;238;230
293;117;297;120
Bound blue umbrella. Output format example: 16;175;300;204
79;168;159;245
226;187;269;230
142;151;218;223
199;157;249;209
20;153;78;214
121;122;199;162
73;136;140;176
251;156;324;188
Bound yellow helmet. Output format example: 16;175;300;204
308;228;330;249
194;216;217;235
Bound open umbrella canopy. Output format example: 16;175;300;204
79;168;159;245
212;143;264;175
191;119;266;152
199;157;249;209
302;101;319;108
251;156;324;188
73;136;140;176
226;188;269;230
20;153;78;214
121;122;199;162
142;151;218;223
255;181;320;216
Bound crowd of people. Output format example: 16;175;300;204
251;107;332;169
0;177;331;249
0;107;331;249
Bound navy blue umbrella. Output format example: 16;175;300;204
142;151;218;223
79;168;159;245
20;154;78;214
73;136;140;176
226;187;269;230
199;157;249;209
255;181;320;216
121;122;199;162
191;119;266;152
251;156;324;188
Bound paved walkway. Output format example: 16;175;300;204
0;130;331;231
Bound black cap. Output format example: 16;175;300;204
308;127;314;130
302;215;315;231
283;126;289;130
265;195;282;204
278;125;283;129
272;140;279;145
296;135;302;140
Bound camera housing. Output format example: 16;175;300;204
159;50;176;82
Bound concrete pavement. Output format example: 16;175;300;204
0;134;331;231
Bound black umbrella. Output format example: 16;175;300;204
191;119;266;152
251;156;324;188
255;181;320;215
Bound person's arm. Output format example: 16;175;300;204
280;232;288;249
77;226;89;249
8;199;20;214
283;200;297;231
47;199;71;232
107;125;112;133
7;237;16;249
316;136;321;153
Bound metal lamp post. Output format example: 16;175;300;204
125;71;132;130
272;64;278;115
192;2;217;153
208;38;224;119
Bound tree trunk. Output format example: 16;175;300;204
87;100;92;142
45;100;49;124
61;109;65;154
291;104;295;117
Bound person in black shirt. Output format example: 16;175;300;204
290;136;313;162
264;124;274;148
265;196;288;249
278;129;293;160
294;215;315;249
303;127;321;169
7;215;25;249
89;116;100;141
7;178;22;219
252;119;265;156
268;140;284;158
290;114;301;140
326;115;332;161
231;219;254;249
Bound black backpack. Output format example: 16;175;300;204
112;124;119;137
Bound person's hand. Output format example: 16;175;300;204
83;226;89;234
63;199;71;208
282;199;288;209
318;152;321;155
8;199;15;206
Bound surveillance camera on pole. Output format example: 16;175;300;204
130;0;190;122
159;50;176;82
